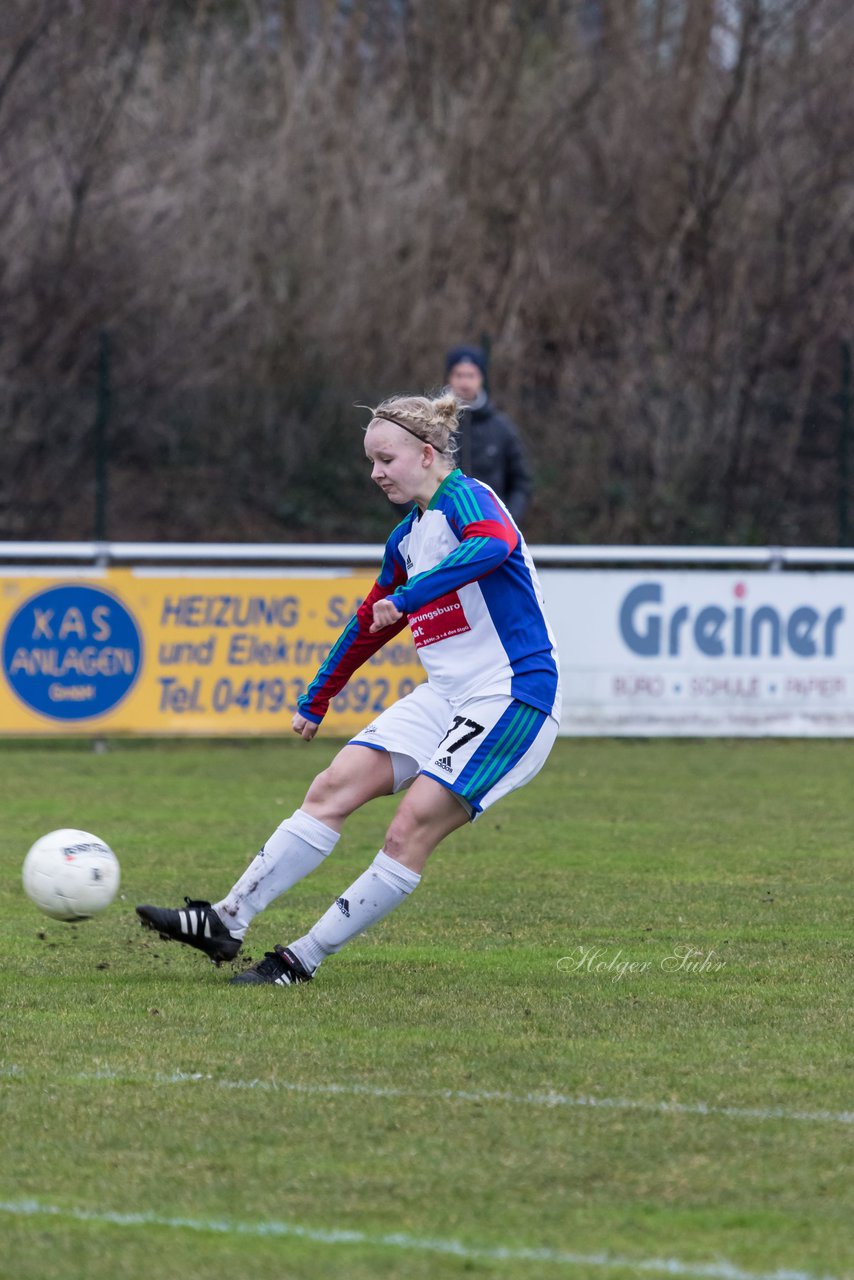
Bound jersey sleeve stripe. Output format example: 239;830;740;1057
392;535;506;615
442;472;477;525
463;518;518;550
441;536;488;569
403;538;486;595
455;481;482;525
323;619;359;667
453;536;487;563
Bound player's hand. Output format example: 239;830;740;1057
292;712;318;741
370;599;403;633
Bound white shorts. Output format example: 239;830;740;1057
350;682;557;819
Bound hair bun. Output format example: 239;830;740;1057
435;390;462;434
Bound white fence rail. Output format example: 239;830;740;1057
2;541;854;568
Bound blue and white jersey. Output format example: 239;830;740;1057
299;470;562;723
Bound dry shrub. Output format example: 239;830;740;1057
1;0;853;543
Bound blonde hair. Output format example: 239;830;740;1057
364;390;461;461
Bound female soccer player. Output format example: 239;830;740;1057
137;391;562;985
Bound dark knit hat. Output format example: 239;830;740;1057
444;344;488;378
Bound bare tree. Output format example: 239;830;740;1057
1;0;852;543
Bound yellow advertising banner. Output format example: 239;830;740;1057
0;567;424;736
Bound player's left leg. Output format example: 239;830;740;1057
231;777;467;985
230;698;559;986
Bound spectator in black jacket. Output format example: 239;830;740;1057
444;345;532;524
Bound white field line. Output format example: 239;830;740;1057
2;1062;853;1126
0;1198;841;1280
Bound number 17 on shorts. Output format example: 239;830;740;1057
426;695;558;817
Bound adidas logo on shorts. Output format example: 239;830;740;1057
435;755;454;773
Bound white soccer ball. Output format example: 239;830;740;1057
22;829;120;921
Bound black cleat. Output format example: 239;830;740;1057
230;944;313;986
136;897;242;964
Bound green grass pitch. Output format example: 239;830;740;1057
1;736;852;1280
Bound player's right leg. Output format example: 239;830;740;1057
135;744;395;964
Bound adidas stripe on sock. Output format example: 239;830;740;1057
288;850;420;972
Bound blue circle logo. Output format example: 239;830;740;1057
3;584;143;721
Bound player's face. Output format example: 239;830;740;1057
365;422;427;505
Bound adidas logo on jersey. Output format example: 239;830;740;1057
335;897;350;917
405;554;413;569
435;755;454;773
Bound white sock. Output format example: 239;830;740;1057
213;808;339;938
288;850;420;973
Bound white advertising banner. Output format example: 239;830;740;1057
542;569;854;736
